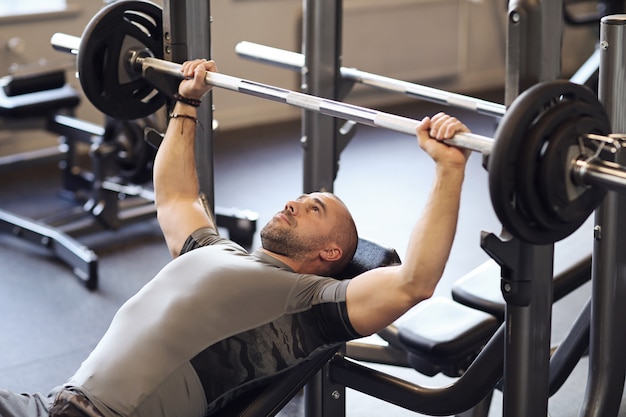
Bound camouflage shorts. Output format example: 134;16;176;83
49;389;104;417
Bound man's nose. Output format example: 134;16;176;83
285;201;298;214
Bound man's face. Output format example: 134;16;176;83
260;192;342;261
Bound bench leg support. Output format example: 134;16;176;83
0;208;98;289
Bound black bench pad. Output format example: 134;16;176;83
451;260;505;320
397;297;499;377
0;80;80;118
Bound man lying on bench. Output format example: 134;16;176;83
0;59;471;417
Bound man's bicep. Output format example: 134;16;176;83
345;266;413;336
157;197;216;258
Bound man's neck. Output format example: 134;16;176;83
257;247;301;273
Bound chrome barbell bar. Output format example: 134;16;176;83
235;41;507;118
137;53;496;155
52;33;495;155
51;33;626;192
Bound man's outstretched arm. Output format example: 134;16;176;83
153;60;218;258
345;113;471;336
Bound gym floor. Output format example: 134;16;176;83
0;95;623;417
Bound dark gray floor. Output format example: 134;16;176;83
0;97;623;417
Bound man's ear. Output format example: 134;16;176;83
320;246;342;262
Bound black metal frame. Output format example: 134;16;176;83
0;111;164;289
160;1;626;415
0;1;259;289
145;2;626;414
161;0;258;248
282;1;626;417
6;0;620;415
580;14;626;417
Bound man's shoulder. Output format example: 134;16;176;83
181;227;247;255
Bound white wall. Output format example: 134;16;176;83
0;0;598;133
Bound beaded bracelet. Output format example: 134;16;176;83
172;93;202;107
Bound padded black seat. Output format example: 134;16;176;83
400;255;592;379
0;71;80;118
451;260;505;320
451;256;592;322
397;297;500;377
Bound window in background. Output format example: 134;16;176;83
0;0;67;16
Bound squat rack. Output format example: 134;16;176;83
296;1;558;416
160;1;258;247
51;0;626;415
265;1;626;416
163;0;626;415
584;15;626;416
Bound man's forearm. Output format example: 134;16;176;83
153;102;200;208
153;61;219;256
343;164;466;336
402;165;465;301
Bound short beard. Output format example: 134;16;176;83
260;219;322;262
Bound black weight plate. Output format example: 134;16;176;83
540;116;608;225
105;118;156;184
515;100;581;231
77;0;164;120
489;80;608;244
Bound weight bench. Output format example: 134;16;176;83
209;239;511;417
0;69;160;289
1;67;262;289
207;242;594;417
0;69;102;287
393;254;592;417
0;69;80;168
399;253;591;371
451;255;592;320
394;279;502;417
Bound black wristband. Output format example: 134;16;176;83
169;112;204;131
173;93;202;107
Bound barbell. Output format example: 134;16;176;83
51;0;626;245
234;41;507;118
